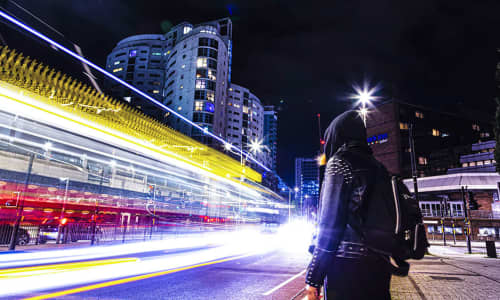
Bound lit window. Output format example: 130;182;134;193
112;67;123;73
195;101;203;111
477;161;484;166
208;69;216;80
472;124;480;131
152;52;162;56
178;106;182;111
432;129;440;136
480;132;490;138
205;102;215;113
114;60;121;65
418;157;427;165
195;79;206;89
415;111;424;119
484;160;492;165
129;50;137;57
243;106;249;114
197;58;207;68
469;162;476;167
233;103;240;108
399;122;409;130
181;64;186;69
183;26;192;34
152;90;159;94
462;163;468;167
207;91;214;101
180;85;184;89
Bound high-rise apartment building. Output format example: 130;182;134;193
264;105;278;171
226;83;270;167
105;18;233;142
295;158;320;216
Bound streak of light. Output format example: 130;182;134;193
0;10;270;172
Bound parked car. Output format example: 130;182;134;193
0;224;30;245
39;219;102;244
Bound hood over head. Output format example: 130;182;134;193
323;110;370;160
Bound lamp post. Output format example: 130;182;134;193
56;177;70;244
350;82;378;126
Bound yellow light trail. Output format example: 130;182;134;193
0;258;139;279
22;254;250;300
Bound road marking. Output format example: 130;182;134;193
23;254;252;300
262;269;306;296
0;258;139;279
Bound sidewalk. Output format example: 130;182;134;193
389;242;500;300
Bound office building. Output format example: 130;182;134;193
105;18;233;142
264;105;278;171
295;158;320;216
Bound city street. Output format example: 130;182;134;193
1;233;499;299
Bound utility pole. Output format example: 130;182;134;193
9;153;35;250
461;186;472;254
409;124;419;203
439;197;446;246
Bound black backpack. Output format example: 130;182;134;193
349;157;429;276
389;176;429;261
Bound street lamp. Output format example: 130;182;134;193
350;82;379;126
56;177;70;244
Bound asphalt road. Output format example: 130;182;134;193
4;241;311;300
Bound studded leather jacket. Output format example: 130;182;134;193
305;144;379;288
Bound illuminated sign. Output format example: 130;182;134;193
367;133;388;145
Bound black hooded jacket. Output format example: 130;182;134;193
305;110;391;288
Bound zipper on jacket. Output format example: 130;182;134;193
414;224;419;251
391;177;401;234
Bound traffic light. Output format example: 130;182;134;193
148;184;155;198
468;191;480;210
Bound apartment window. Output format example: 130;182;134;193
415;111;424;119
207;91;214;101
484;160;492;165
197;58;207;68
150;73;160;78
432;129;440;137
477;161;484;166
113;60;121;65
472;124;480;131
196;79;206;89
480;132;490;138
208;69;216;80
182;54;186;59
151;52;162;56
195;101;203;111
152;90;159;94
399;122;409;130
196;68;208;78
418;157;428;165
469;162;476;167
129;50;137;57
462;163;468;167
181;64;186;69
112;67;123;73
183;26;192;34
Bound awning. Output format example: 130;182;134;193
403;173;500;193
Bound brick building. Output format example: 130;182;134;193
366;100;493;178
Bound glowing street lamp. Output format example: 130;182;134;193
350;82;379;126
248;139;263;155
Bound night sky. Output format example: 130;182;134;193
1;0;499;185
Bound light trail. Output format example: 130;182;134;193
0;10;270;172
22;254;252;300
0;83;273;206
0;229;282;298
